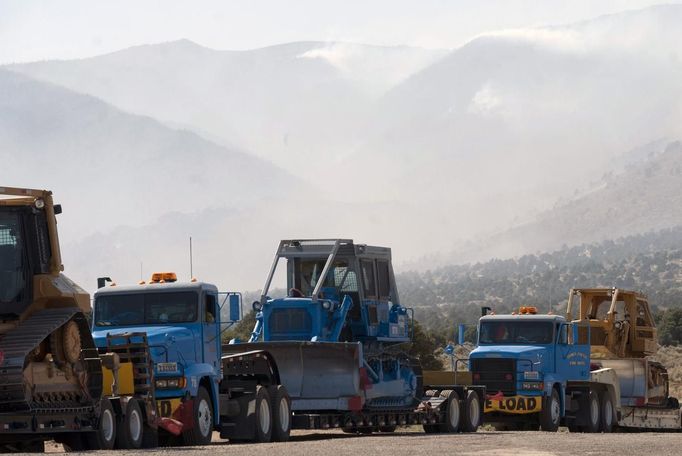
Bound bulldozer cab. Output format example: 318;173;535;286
261;239;399;305
254;239;410;343
0;187;65;318
565;288;657;358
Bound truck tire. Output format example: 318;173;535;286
93;398;117;450
461;390;481;433
439;390;462;433
600;391;615;433
254;385;273;443
116;399;144;449
583;389;600;433
539;388;561;432
268;385;292;442
183;386;214;446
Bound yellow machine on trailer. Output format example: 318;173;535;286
0;187;158;452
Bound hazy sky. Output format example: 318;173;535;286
1;0;679;64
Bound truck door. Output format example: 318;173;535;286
556;322;590;381
202;292;220;368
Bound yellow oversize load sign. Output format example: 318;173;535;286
484;395;542;414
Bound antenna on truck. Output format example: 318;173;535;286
189;236;193;280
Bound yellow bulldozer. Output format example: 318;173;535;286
0;187;158;452
566;288;670;408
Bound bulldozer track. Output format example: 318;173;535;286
0;308;92;412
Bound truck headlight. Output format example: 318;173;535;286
155;379;168;388
523;371;541;380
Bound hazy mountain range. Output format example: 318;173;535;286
2;4;682;292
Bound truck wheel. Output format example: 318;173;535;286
268;385;292;442
116;399;144;449
461;390;481;432
254;385;273;443
93;398;117;449
583;389;600;433
600;391;615;433
439;390;462;433
183;386;214;446
539;389;560;432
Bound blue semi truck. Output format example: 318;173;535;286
92;272;292;445
469;288;682;432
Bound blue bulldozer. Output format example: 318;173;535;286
223;239;484;434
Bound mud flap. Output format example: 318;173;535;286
157;418;183;436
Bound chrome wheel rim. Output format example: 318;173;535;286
469;396;480;428
604;398;613;427
590;395;599;425
129;408;142;443
102;408;114;442
449;397;460;429
279;397;290;432
259;398;271;435
198;398;212;438
551;396;561;423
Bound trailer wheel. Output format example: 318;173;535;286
94;398;117;449
116;399;144;449
461;390;481;432
539;388;560;432
183;386;214;446
600;391;615;433
268;385;292;442
254;385;273;443
583;389;600;433
440;390;462;433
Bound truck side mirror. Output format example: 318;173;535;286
228;293;242;322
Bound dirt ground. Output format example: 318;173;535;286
42;429;682;456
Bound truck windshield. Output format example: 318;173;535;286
0;211;25;305
94;291;198;327
479;321;554;345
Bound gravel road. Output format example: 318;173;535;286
43;429;682;456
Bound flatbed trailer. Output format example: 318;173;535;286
283;385;485;433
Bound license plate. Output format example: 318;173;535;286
485;395;542;414
157;362;178;373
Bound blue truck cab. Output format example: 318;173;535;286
91;272;240;445
469;307;591;431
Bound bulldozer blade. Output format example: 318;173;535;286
222;341;362;411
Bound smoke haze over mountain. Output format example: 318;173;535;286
2;2;682;293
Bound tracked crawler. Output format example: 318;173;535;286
0;187;102;451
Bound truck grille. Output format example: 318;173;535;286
470;358;516;395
